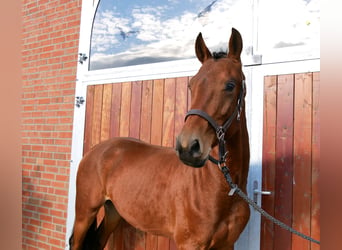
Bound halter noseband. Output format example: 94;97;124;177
184;80;246;167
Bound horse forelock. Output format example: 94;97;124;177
212;51;227;60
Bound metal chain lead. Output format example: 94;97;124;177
220;166;320;245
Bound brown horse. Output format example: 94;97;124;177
69;28;250;250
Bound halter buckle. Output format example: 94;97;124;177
216;127;225;141
217;151;228;170
217;161;226;171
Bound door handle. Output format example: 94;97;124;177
253;180;272;203
253;190;272;195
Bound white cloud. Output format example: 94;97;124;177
91;9;132;52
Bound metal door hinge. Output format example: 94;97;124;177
75;96;85;108
78;53;88;64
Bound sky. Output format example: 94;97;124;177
89;0;320;70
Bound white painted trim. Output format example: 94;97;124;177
254;58;320;75
82;58;201;85
235;66;265;250
79;55;262;87
65;0;98;248
65;82;87;249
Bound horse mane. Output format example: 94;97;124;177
213;51;227;60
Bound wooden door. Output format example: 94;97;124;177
83;77;190;249
261;72;320;250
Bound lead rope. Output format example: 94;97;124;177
218;164;320;245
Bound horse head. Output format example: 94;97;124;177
176;28;246;168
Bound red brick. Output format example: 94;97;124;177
51;181;67;189
56;160;70;167
40;214;53;222
36;206;49;215
43;159;56;166
50;209;63;218
48;237;62;246
40;228;52;237
37;241;50;249
24;238;38;247
39;179;51;186
54;188;68;196
52;216;66;226
52;230;66;240
45;166;59;173
31;145;44;151
25;224;38;234
58;132;72;139
29;171;41;178
52;246;64;250
41;222;55;230
29;218;41;227
41;173;55;180
54;153;67;160
40;200;54;209
54;139;71;145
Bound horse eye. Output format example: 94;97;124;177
225;81;236;92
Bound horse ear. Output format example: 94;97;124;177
227;28;243;61
195;32;212;63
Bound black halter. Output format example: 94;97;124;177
184;80;246;167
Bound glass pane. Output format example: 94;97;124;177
257;0;320;63
89;0;254;70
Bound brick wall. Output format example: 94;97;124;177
22;0;82;249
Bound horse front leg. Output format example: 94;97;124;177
225;198;250;249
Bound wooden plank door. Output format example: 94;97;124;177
83;77;190;250
261;72;320;250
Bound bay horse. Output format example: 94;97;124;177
69;28;250;250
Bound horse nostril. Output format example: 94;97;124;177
175;139;183;154
190;139;201;157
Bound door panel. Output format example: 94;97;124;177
261;72;320;250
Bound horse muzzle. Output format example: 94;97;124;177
175;136;209;168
